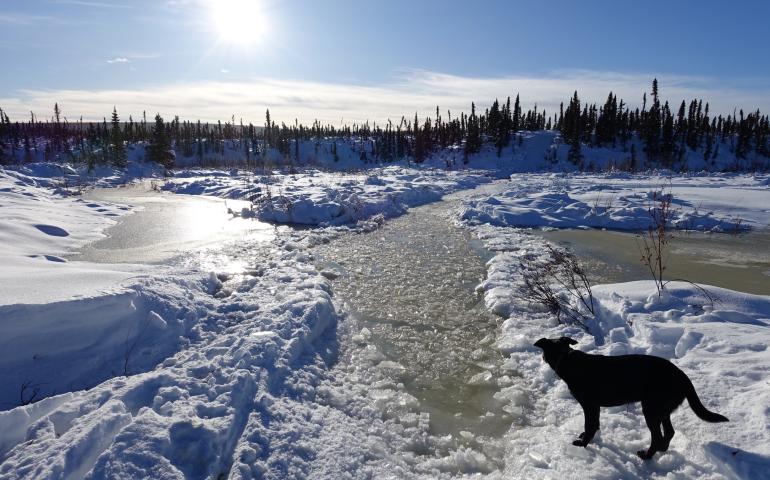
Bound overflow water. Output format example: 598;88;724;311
539;228;770;295
314;191;513;442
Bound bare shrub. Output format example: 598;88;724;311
635;189;718;306
727;215;744;234
521;244;595;331
637;190;674;297
19;380;41;406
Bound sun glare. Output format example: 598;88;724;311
210;0;266;46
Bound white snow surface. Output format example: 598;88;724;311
0;168;145;305
0;239;343;479
163;166;495;226
460;172;770;232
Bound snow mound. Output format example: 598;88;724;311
461;172;770;231
164;166;492;226
0;243;341;478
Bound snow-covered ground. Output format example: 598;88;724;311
1;157;769;479
459;175;770;478
0;236;345;478
163;166;495;226
0;168;150;306
0;166;396;478
460;172;770;232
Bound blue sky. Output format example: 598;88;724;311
1;0;769;123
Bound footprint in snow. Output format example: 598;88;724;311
34;224;70;237
27;254;68;262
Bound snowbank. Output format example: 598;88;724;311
0;168;145;305
0;275;215;409
460;172;770;232
164;166;494;226
0;240;341;478
461;221;770;478
4;158;166;190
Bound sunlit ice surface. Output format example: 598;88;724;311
71;183;278;265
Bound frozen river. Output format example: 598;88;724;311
314;187;514;450
74;182;517;473
71;183;278;264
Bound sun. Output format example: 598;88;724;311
210;0;266;46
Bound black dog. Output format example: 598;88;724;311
534;336;728;460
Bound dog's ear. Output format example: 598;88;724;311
534;338;549;350
558;336;578;346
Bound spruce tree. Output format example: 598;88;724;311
110;107;127;167
513;94;521;132
562;91;582;165
147;113;174;169
661;101;675;165
0;108;5;164
642;79;662;163
465;102;481;156
264;109;272;149
24;134;33;163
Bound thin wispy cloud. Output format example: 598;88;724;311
106;57;130;64
1;70;768;124
124;52;161;59
50;0;131;9
0;13;64;25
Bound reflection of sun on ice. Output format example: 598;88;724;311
210;0;266;46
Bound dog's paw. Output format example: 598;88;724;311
637;450;654;460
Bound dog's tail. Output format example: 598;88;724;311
685;378;729;423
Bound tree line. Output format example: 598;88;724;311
0;79;768;170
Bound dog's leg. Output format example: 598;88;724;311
660;415;675;451
573;403;600;447
638;402;664;460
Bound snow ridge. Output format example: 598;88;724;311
0;241;340;479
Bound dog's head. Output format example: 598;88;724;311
534;336;578;371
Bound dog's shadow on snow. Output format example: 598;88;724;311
703;441;770;479
581;436;714;479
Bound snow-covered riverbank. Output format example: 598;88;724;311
0;165;508;478
461;172;770;232
0;237;345;478
1;162;769;479
459;177;770;478
163;166;495;226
